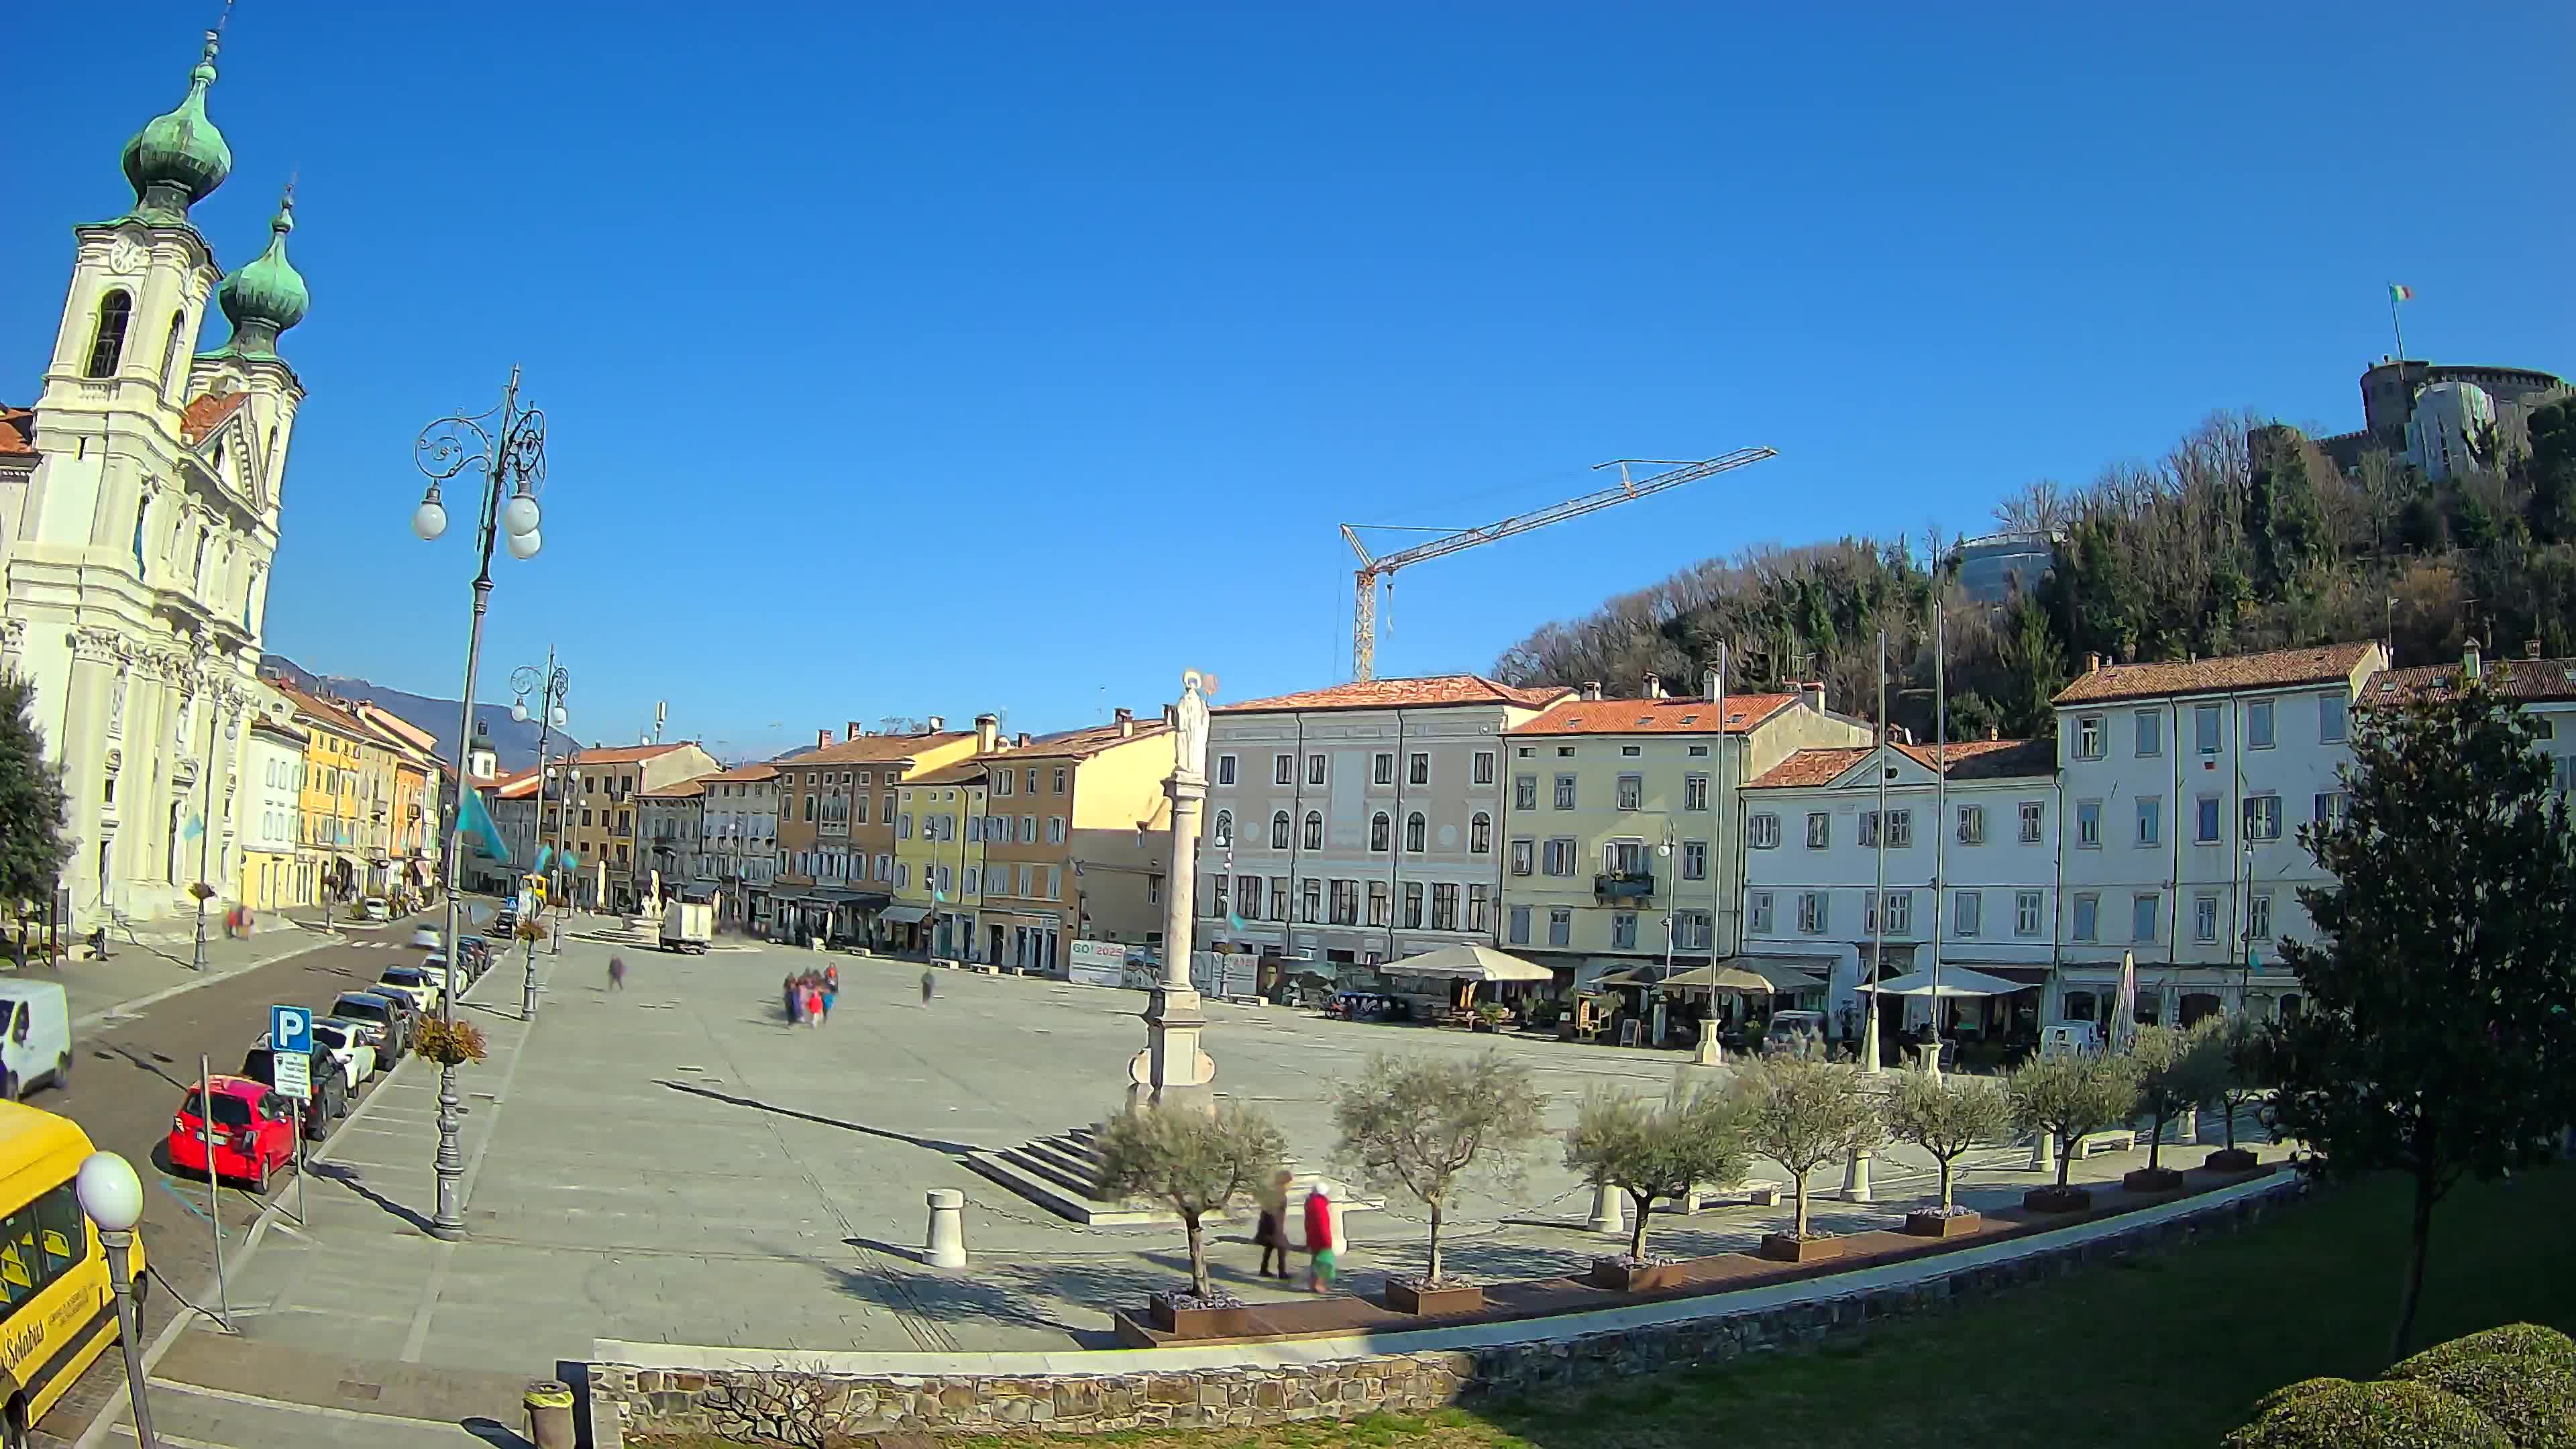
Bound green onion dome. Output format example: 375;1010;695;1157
121;32;232;223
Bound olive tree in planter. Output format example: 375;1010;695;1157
2201;1012;2273;1173
1562;1085;1748;1291
1332;1051;1546;1314
1094;1100;1288;1327
1884;1067;2014;1237
1727;1049;1882;1262
2123;1023;2208;1191
2006;1052;2139;1212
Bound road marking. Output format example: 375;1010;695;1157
109;1424;233;1449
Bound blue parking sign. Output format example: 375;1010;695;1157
272;1004;313;1055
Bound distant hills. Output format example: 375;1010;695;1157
258;654;570;773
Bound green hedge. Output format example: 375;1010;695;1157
2387;1325;2576;1449
2233;1324;2576;1448
2223;1379;2510;1448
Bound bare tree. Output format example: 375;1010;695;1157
1332;1053;1547;1285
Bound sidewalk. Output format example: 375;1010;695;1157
14;917;347;1028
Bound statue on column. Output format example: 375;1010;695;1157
1131;668;1218;1104
1175;669;1212;781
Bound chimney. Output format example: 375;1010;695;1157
816;728;831;749
2528;639;2544;659
2463;638;2483;682
2085;652;2102;674
924;715;945;733
1801;681;1825;715
1114;706;1135;737
1016;731;1032;747
846;720;862;741
1701;665;1721;700
1580;680;1603;701
1642;672;1664;699
974;712;999;754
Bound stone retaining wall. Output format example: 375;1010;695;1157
594;1181;2299;1444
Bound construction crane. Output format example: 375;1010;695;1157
1340;447;1778;680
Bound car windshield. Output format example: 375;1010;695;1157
383;969;423;983
182;1089;254;1126
337;998;388;1018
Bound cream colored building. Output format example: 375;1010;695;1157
0;32;310;928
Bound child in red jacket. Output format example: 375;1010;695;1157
1304;1185;1338;1293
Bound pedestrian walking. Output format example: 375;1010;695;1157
784;975;800;1024
804;983;824;1026
608;955;627;991
824;964;839;994
920;969;936;1006
1254;1169;1293;1281
1303;1184;1338;1293
820;985;836;1023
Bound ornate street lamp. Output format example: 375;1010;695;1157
78;1151;156;1449
511;654;570;1012
412;369;547;1240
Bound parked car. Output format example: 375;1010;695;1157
0;979;73;1102
409;925;443;951
239;1040;350;1133
321;1014;396;1071
309;1018;378;1083
1763;1010;1829;1057
168;1077;298;1189
374;965;441;1014
361;898;391;922
2041;1021;2103;1057
331;991;414;1058
456;936;494;979
492;907;519;938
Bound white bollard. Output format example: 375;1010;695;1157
924;1189;967;1268
1585;1181;1626;1236
1841;1146;1874;1203
2029;1128;2055;1175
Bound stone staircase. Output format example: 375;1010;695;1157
966;1121;1374;1227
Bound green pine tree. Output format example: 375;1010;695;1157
0;673;71;938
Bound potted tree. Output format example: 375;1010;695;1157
1729;1049;1882;1263
2202;1012;2271;1173
1334;1052;1546;1315
1885;1064;2015;1237
2007;1052;2139;1212
1562;1085;1748;1291
1094;1101;1289;1336
2125;1021;2223;1191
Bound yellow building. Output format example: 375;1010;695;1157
353;702;443;896
769;718;989;946
894;765;989;959
556;742;720;912
275;683;371;903
975;711;1175;973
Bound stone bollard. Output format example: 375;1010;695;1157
2029;1128;2055;1175
524;1380;576;1449
925;1189;968;1268
1695;1018;1723;1065
1585;1181;1625;1236
1841;1146;1874;1203
2178;1107;2198;1144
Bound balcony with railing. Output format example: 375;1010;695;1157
1593;870;1655;902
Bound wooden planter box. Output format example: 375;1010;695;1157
2122;1167;2186;1193
2203;1147;2261;1173
1758;1233;1844;1264
1902;1209;1982;1239
1143;1297;1260;1338
2023;1185;2094;1214
1383;1279;1485;1316
1586;1257;1688;1293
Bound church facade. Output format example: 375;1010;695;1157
0;30;311;929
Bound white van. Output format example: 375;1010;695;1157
0;981;72;1100
2041;1021;2104;1057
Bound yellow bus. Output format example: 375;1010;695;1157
0;1102;144;1446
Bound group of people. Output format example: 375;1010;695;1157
1250;1171;1339;1292
784;965;839;1026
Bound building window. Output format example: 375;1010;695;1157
1954;890;1981;938
1513;775;1537;810
2196;704;2222;754
1611;912;1637;949
1507;904;1532;945
1274;753;1293;786
1859;810;1880;848
1806;812;1830;849
1216;754;1236;786
2244;794;2283;842
1872;890;1911;936
2076;716;2104;759
1405;812;1427;851
87;289;133;377
2076;798;2101;847
1469;812;1491;853
2019;800;2044;843
2015;890;2043;937
1681;840;1707;881
1306;753;1326;786
1683;774;1709;810
2133;893;2160;943
1797;891;1827;934
1542;838;1574;875
1888;809;1912;848
1749;812;1780;849
1466;883;1489;932
1749;891;1774;933
1403;881;1424;928
2248;891;2275;939
1303;811;1324;850
1053;767;1068;794
1955;804;1984;845
1547;908;1571;947
2136;796;2161;847
1553;775;1576;810
1271;880;1289;920
1509;839;1534;875
1617;774;1643;810
2196;794;2222;843
1367;879;1390;926
2320;693;2348;744
1271;811;1291;849
1301;879;1323;922
2072;892;2098;942
1211;810;1232;847
1409;752;1430;786
2247;700;2275;750
2135;710;2161;757
1472;751;1495;785
2194;893;2220;943
1329;879;1358;925
1371;812;1391;851
2312;792;2348;827
1046;816;1066;844
1207;876;1230;919
1372;752;1395;786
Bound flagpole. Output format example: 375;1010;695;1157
2390;285;2406;365
1863;629;1887;1075
1929;596;1947;1077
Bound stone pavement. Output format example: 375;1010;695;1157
166;929;2258;1419
16;914;345;1028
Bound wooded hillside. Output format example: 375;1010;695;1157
1492;399;2576;742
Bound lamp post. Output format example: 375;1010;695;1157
78;1151;157;1449
513;655;570;987
412;368;547;1241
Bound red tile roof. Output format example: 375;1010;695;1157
1004;720;1174;761
180;392;249;445
1510;693;1800;737
780;732;972;767
640;776;708;799
1750;747;1873;788
1219;675;1572;714
704;761;780;783
270;682;372;741
2050;642;2382;706
1750;737;2051;788
2368;655;2576;705
906;759;991;786
0;407;35;458
558;741;703;766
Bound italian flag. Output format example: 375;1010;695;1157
2390;283;2414;303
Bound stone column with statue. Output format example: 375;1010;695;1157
1130;669;1216;1106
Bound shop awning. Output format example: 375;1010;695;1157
1381;945;1553;983
1656;963;1775;993
879;905;932;925
1870;965;2029;998
1733;957;1831;992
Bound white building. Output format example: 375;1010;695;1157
694;761;780;930
0;32;310;929
637;775;711;908
1199;675;1570;973
1743;736;2059;1045
2050;641;2389;1030
239;686;307;910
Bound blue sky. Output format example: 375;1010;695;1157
7;3;2569;762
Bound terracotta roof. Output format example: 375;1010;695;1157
780;732;972;768
1218;676;1572;714
640;777;708;800
270;681;372;741
557;741;702;766
1003;720;1174;761
180;392;248;445
0;407;34;458
2368;656;2576;706
1750;737;2052;788
906;759;991;786
1510;693;1799;737
1750;747;1873;788
2050;642;2381;706
484;766;543;800
704;761;780;783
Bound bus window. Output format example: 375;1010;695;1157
0;1185;85;1310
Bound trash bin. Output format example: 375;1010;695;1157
525;1379;576;1449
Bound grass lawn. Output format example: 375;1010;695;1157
650;1167;2575;1449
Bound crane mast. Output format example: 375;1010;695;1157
1342;447;1777;680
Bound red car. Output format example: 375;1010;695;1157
168;1075;298;1189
